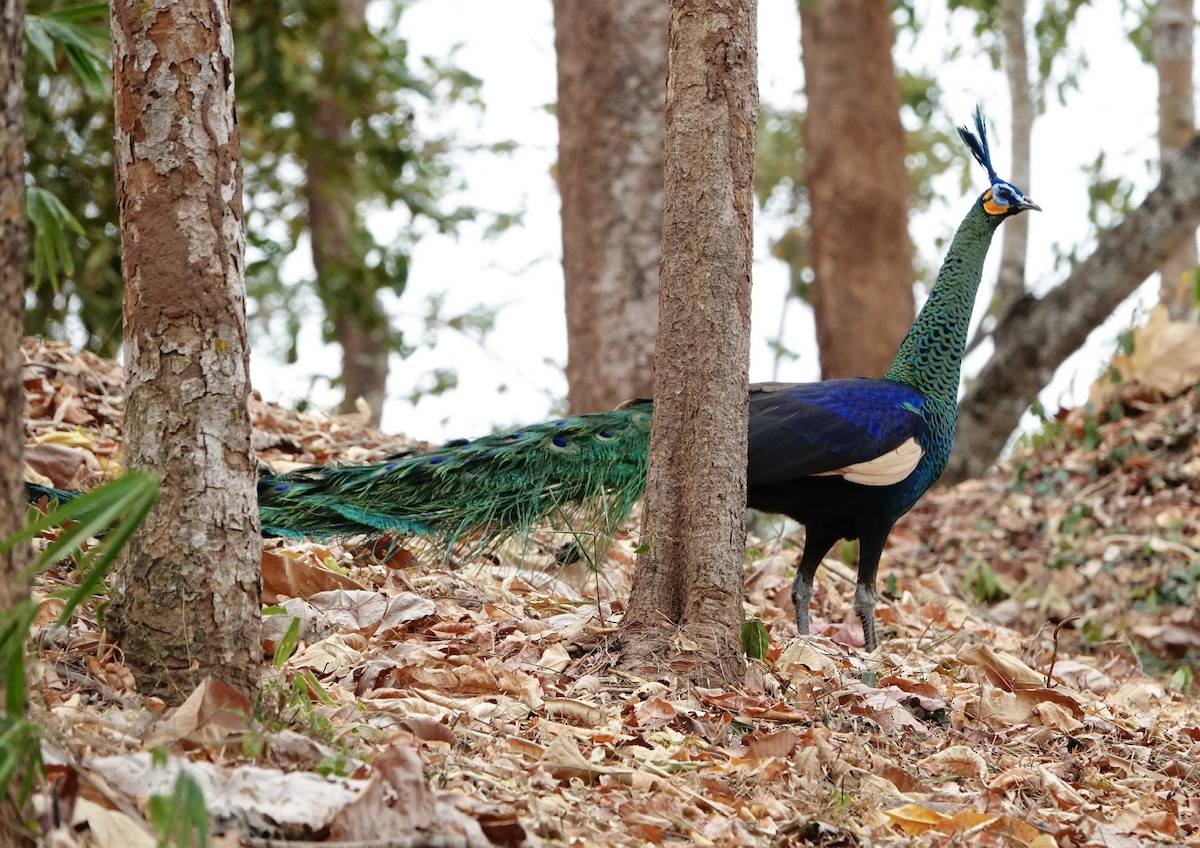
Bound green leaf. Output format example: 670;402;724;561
148;770;210;848
741;619;770;660
25;12;110;95
26;185;85;289
1;473;158;814
272;617;302;668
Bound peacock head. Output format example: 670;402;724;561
958;106;1041;219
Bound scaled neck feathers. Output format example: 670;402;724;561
883;197;1004;406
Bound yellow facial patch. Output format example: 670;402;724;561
982;188;1008;216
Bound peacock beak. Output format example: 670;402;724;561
1017;197;1042;212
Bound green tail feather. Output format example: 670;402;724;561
257;403;654;557
24;482;81;505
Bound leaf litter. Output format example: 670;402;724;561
19;336;1200;846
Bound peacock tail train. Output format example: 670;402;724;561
256;402;655;558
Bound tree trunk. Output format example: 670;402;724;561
799;0;914;379
1;0;31;838
0;0;27;619
554;0;666;413
305;0;389;423
620;0;757;686
108;0;261;700
946;133;1200;483
1153;0;1197;318
995;0;1033;314
307;2;385;423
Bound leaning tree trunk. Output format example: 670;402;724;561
554;0;666;413
1153;0;1197;318
620;0;757;686
799;0;914;379
108;0;261;700
946;133;1200;483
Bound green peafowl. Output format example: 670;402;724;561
27;109;1037;651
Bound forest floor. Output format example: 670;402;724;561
18;336;1200;847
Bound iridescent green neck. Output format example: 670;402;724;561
884;199;1003;406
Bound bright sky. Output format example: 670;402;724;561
251;0;1166;444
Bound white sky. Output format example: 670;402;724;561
251;0;1167;444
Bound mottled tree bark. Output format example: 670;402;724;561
995;0;1033;316
108;0;261;700
1153;0;1197;318
620;0;757;686
799;0;914;379
554;0;666;413
306;0;389;423
1;0;31;839
947;134;1200;483
0;0;27;619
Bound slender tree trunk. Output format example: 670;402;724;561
799;0;914;379
554;0;666;413
306;0;389;424
108;0;261;700
1;0;31;840
0;0;27;619
1153;0;1197;318
620;0;757;686
947;133;1200;483
995;0;1032;315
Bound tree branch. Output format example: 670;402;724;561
944;132;1200;484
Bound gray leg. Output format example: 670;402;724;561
792;530;838;637
854;529;891;652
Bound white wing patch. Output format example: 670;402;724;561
814;437;923;487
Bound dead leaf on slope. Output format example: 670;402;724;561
540;734;631;784
959;643;1046;690
147;677;251;748
88;752;366;836
329;743;490;846
303;588;437;637
261;548;364;602
1091;304;1200;408
24;441;103;488
884;803;1046;844
918;744;989;780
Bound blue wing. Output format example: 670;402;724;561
747;379;929;486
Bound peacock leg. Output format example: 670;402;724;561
853;528;892;652
792;529;838;638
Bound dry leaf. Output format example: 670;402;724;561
147;677;251;747
919;745;989;780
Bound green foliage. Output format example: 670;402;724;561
271;616;302;667
963;559;1008;603
26;185;84;288
25;5;109;94
24;0;508;397
741;619;770;660
234;0;494;370
755;105;811;304
753;68;957;377
23;0;123;355
148;769;210;848
256;670;338;744
945;0;1090;107
0;472;159;817
1122;0;1154;63
1051;151;1138;273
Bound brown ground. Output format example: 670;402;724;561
20;338;1200;847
